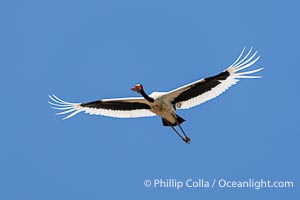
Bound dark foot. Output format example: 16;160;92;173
183;137;191;144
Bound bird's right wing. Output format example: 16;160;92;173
48;95;156;120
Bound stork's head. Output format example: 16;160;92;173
131;84;143;93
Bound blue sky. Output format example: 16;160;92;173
0;0;299;199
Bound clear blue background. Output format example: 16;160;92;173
0;0;299;199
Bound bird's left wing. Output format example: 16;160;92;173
48;95;156;120
163;47;263;109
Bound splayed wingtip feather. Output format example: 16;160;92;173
234;50;258;69
234;56;261;73
234;47;253;67
236;67;264;75
228;47;246;69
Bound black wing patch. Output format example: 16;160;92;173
81;100;151;111
172;71;230;104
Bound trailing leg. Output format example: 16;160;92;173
178;124;190;143
170;126;189;144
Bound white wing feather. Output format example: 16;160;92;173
49;95;156;120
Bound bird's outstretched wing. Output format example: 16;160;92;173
48;95;156;120
163;47;263;109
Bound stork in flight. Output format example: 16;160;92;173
49;47;263;144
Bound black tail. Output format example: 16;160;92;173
162;115;186;126
176;115;185;124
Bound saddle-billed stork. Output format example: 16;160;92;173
49;47;263;144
